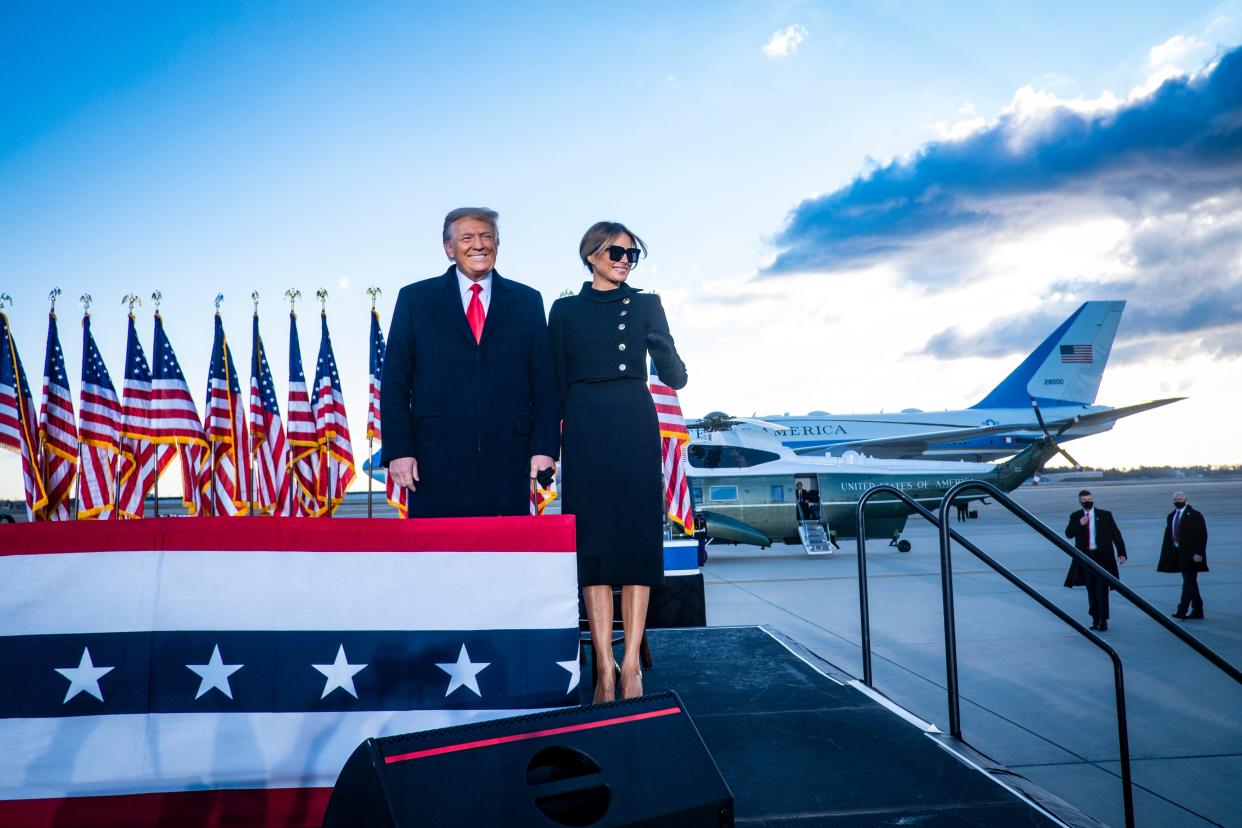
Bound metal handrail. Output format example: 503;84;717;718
854;484;1137;828
939;481;1242;687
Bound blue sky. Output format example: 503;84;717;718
3;2;1241;497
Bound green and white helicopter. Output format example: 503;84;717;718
686;411;1078;555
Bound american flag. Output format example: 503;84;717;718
0;516;579;828
38;311;78;520
152;312;209;515
0;308;47;520
250;312;290;515
368;308;407;516
77;313;121;519
650;360;695;534
1060;344;1094;364
116;314;163;519
287;311;320;516
313;310;355;515
204;312;252;516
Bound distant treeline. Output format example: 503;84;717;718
1048;465;1241;480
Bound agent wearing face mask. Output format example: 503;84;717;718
1157;491;1209;620
1063;489;1128;631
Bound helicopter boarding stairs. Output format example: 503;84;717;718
797;520;833;555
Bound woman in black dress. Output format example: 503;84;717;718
549;221;687;702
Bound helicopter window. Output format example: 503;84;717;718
707;485;738;501
770;485;784;501
691;487;703;503
687;445;780;469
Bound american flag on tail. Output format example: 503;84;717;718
77;313;121;519
0;307;47;519
151;312;209;515
204;312;252;515
250;313;290;515
116;314;163;519
287;311;320;516
649;360;695;534
313;311;355;514
368;307;407;516
38;310;78;520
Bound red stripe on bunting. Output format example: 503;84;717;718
0;514;577;555
0;786;332;828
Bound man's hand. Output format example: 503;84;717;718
1118;555;1127;565
390;457;419;491
530;455;555;480
1079;515;1090;526
1193;554;1204;563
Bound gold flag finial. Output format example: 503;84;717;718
0;293;12;311
316;288;328;314
122;294;142;316
214;293;224;312
49;287;62;314
284;288;301;316
251;290;260;314
151;290;162;311
80;293;92;315
366;285;382;310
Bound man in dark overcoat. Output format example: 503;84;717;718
1064;489;1127;631
1157;491;1209;619
380;207;558;517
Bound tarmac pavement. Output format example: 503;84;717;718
700;477;1242;828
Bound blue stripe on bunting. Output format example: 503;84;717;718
0;629;579;718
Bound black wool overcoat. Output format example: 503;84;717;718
1156;505;1209;573
379;267;559;518
1063;507;1127;587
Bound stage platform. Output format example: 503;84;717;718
595;626;1078;827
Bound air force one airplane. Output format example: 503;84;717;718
749;300;1183;462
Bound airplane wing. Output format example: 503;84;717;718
1059;397;1185;429
792;397;1185;458
791;421;1041;457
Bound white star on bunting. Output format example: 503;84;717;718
312;644;367;699
55;647;114;704
557;647;581;694
436;644;490;698
186;644;244;700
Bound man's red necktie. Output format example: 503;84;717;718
467;283;485;343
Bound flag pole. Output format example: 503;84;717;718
317;288;332;520
77;296;92;519
150;292;163;518
250;292;260;518
366;287;381;519
285;289;300;517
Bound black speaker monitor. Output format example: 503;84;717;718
323;690;733;827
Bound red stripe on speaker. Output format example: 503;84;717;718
0;787;332;828
384;706;683;764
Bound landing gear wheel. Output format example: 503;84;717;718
896;539;912;553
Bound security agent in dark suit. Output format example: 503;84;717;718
1157;491;1209;619
1063;489;1127;631
380;207;558;518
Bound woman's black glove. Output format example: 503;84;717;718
645;332;675;357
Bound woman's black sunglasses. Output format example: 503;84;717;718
605;245;641;264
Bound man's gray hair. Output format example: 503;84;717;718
443;207;499;243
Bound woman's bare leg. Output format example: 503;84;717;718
582;585;616;702
619;584;650;699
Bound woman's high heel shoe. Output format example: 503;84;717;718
593;661;618;704
619;664;643;700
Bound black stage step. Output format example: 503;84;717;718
591;626;1064;827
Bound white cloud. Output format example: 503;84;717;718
762;25;807;59
1148;33;1205;71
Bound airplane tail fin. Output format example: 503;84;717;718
972;301;1125;409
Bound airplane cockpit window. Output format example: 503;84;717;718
687;445;780;469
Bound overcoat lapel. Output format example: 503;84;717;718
480;271;513;344
436;266;477;345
